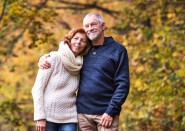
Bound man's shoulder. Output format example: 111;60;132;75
105;36;125;47
108;37;127;51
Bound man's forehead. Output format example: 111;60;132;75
83;15;98;25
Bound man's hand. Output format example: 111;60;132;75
36;119;46;131
100;113;113;128
38;54;51;69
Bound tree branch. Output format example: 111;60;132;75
26;0;49;10
0;0;7;23
56;19;71;30
57;0;119;16
7;28;26;55
35;0;49;10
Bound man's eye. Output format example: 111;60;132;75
92;23;97;26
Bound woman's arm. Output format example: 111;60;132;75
32;55;55;121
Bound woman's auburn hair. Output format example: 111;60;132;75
63;27;91;56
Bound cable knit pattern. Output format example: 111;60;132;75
32;51;80;123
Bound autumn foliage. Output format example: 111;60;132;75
0;0;184;130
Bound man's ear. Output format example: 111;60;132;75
102;23;106;31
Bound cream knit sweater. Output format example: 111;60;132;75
32;51;80;123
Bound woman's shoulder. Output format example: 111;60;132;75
49;51;59;56
47;51;61;63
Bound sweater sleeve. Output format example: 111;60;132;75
105;47;130;117
32;53;55;121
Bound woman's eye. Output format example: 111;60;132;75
73;37;78;40
81;39;86;43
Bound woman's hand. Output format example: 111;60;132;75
36;119;46;131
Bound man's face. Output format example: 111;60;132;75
83;15;105;41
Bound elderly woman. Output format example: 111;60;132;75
32;27;91;131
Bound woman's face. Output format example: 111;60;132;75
70;32;87;56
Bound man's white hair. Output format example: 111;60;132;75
83;12;104;24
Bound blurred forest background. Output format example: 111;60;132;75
0;0;185;130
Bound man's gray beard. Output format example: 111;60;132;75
88;31;102;40
88;35;98;40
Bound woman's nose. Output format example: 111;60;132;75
76;39;80;43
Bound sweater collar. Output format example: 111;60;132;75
92;36;114;48
103;36;114;46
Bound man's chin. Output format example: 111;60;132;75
88;36;97;41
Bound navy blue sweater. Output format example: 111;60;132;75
77;37;130;117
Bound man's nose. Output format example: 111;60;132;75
87;25;93;31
